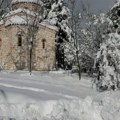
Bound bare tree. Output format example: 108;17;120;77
65;0;112;80
65;0;91;80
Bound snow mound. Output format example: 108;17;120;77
95;91;120;120
0;97;102;120
0;91;119;120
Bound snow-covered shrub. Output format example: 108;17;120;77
95;33;120;91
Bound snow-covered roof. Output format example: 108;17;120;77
40;20;58;31
5;15;35;26
11;0;43;6
2;15;58;31
3;8;41;18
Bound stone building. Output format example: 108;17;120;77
0;0;58;71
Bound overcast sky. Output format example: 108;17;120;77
6;0;116;13
78;0;116;13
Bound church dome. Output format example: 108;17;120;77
11;0;43;6
11;0;43;12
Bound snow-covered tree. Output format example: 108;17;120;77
66;1;110;78
42;0;54;19
81;13;113;76
95;33;120;91
94;0;120;91
46;0;73;69
109;0;120;31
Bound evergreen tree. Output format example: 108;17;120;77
109;0;120;32
94;0;120;91
42;0;55;19
96;33;120;91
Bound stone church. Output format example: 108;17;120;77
0;0;58;71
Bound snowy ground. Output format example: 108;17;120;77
0;70;97;102
0;70;119;120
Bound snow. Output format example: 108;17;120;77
96;33;120;89
40;20;59;31
3;8;40;18
0;20;4;25
94;13;112;25
11;0;43;6
0;71;97;101
2;6;42;26
5;15;35;26
0;71;119;120
0;71;97;119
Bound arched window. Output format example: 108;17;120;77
42;39;46;49
0;38;2;47
18;35;22;46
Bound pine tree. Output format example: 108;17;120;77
110;0;120;31
94;0;120;91
42;0;54;19
95;33;120;91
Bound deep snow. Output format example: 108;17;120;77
0;71;97;101
0;71;119;120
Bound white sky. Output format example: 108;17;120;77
77;0;116;13
7;0;116;13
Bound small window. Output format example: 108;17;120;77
42;39;46;49
18;35;22;46
0;38;2;47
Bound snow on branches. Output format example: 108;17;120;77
96;33;120;91
45;0;73;69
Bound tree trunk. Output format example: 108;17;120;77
76;50;81;80
29;48;32;75
78;64;81;80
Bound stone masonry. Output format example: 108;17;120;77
0;0;57;71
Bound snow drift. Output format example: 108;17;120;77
0;91;119;120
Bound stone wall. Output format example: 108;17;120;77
0;24;57;71
33;24;56;71
0;25;28;70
